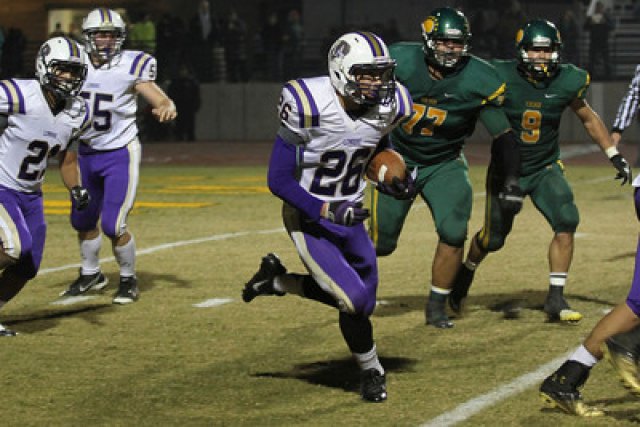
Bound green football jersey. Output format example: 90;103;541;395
389;42;508;166
490;59;590;176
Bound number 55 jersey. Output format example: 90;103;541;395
0;79;89;192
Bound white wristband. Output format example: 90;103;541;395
605;146;619;159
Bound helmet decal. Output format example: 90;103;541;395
354;31;386;57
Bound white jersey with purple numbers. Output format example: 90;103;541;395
79;49;156;150
0;79;89;192
279;76;412;204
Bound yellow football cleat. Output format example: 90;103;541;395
539;392;605;417
602;338;640;396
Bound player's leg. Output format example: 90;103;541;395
64;146;107;296
0;191;45;336
451;162;518;314
529;163;582;323
100;141;141;304
423;157;472;328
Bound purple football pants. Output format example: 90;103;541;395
283;204;379;316
70;141;140;238
0;186;46;279
628;188;640;316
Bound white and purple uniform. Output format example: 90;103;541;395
268;76;412;315
71;49;155;237
0;78;89;278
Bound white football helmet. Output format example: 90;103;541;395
328;32;396;106
82;8;126;62
35;36;87;99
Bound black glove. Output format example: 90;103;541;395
498;178;524;215
376;169;417;200
70;186;90;211
610;154;632;185
326;201;370;226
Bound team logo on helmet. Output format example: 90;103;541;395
422;17;436;34
330;40;350;60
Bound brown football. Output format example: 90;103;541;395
366;149;406;184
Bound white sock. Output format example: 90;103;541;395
114;235;136;277
569;344;599;366
430;285;451;296
464;259;478;271
550;272;567;287
80;234;102;275
354;344;384;375
273;274;300;295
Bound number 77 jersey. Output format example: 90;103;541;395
388;42;508;166
0;79;89;192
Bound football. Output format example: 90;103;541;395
366;149;406;185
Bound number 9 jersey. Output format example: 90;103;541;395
278;76;412;204
0;79;89;192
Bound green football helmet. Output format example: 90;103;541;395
421;7;471;70
516;19;563;80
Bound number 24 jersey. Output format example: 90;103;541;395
0;78;89;192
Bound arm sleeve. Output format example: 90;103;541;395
479;104;512;137
612;65;640;133
491;130;521;181
267;135;325;221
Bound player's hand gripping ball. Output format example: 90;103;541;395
366;149;406;184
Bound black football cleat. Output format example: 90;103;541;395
449;265;475;315
426;300;454;329
539;361;603;417
60;270;109;297
543;294;582;324
602;336;640;395
0;323;17;337
360;369;387;403
112;276;139;304
242;253;286;303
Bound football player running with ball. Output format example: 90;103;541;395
242;31;414;402
450;20;631;324
0;37;90;335
369;7;522;328
59;8;177;304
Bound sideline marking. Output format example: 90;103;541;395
420;351;573;427
193;298;233;308
38;228;284;276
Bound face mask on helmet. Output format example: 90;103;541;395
328;32;396;106
35;37;87;99
516;20;562;80
422;7;471;70
82;8;126;62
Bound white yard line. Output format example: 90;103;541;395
420;351;574;427
39;228;284;276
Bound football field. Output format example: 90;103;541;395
1;151;639;426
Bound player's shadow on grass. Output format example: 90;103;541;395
6;270;190;334
373;290;618;318
253;356;415;393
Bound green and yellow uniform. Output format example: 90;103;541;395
371;42;511;254
478;59;590;251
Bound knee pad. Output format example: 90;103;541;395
554;201;579;233
476;231;505;253
437;212;468;247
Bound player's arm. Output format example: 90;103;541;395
58;148;90;211
571;98;631;185
480;105;523;213
611;65;640;145
135;81;177;123
267;127;325;221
